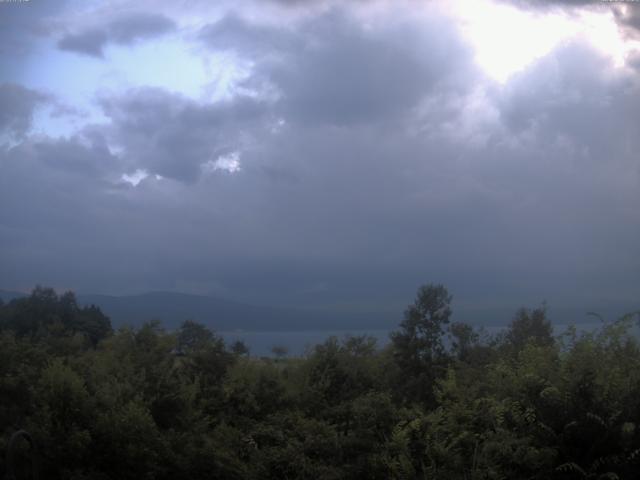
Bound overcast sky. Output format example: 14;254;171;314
1;0;639;313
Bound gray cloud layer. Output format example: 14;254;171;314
58;12;176;57
509;0;640;40
0;83;49;138
1;1;639;314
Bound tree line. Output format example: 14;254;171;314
1;285;639;479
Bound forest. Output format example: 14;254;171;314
1;285;640;479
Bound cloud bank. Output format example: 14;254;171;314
58;12;176;58
0;0;638;316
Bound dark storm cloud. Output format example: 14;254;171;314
0;83;49;138
1;1;639;311
0;134;120;260
98;87;272;182
265;0;378;6
58;30;108;58
629;50;640;69
614;5;640;40
19;42;636;304
269;14;468;126
108;12;176;43
507;0;611;10
95;9;473;184
0;0;67;56
510;0;593;5
497;42;640;145
0;134;143;293
506;0;640;37
202;11;473;126
199;14;295;56
57;12;176;58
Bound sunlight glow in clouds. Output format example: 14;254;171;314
202;151;242;174
451;0;575;83
450;0;639;83
121;169;149;186
579;8;640;68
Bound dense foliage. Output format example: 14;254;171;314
1;285;639;479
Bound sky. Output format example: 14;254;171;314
1;0;639;315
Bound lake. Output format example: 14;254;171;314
219;322;613;357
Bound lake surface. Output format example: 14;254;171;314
220;322;612;357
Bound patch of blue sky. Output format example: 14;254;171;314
16;33;245;140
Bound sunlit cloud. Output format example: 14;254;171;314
201;151;241;174
121;168;149;186
449;0;640;83
580;8;640;68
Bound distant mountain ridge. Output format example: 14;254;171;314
1;289;396;330
77;291;372;331
0;290;27;302
1;289;636;332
